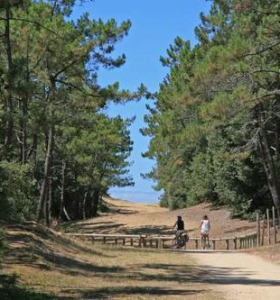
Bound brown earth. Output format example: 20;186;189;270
64;197;257;239
2;222;224;300
63;197;280;300
1;197;280;300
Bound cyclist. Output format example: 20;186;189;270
173;216;186;248
199;215;210;249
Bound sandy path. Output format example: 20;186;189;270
189;251;280;300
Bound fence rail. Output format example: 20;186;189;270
257;206;279;246
65;205;279;251
66;231;258;250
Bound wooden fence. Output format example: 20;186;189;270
65;205;279;251
257;206;279;246
65;233;146;247
66;231;258;250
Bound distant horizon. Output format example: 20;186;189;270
73;0;212;203
108;189;160;203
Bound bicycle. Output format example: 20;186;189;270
174;231;189;249
201;233;210;250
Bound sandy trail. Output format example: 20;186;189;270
68;198;280;299
189;251;280;300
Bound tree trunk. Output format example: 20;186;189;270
59;161;66;221
28;133;38;162
20;37;31;164
258;129;280;222
91;190;100;217
3;3;14;153
36;126;54;222
82;191;88;220
20;96;28;163
45;177;53;227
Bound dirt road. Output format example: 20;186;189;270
189;251;280;300
70;198;280;299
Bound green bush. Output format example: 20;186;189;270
0;161;36;222
0;228;7;264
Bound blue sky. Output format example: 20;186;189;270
73;0;211;203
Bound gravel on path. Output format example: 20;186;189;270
189;251;280;300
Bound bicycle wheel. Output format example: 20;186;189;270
202;235;206;249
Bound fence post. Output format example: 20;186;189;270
256;213;260;246
267;209;270;245
139;237;143;247
272;206;277;244
261;215;265;246
233;237;237;250
226;239;229;250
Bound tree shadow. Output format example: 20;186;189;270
4;226;123;277
63;286;206;299
102;200;140;215
123;225;170;235
127;262;280;287
0;274;74;300
5;240;122;277
65;222;126;234
122;226;196;238
6;230;108;259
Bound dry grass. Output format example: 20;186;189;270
2;197;279;299
64;197;258;251
245;243;280;265
1;222;224;300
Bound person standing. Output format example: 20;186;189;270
200;215;210;249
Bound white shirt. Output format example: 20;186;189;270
201;220;210;233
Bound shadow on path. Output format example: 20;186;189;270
63;286;205;299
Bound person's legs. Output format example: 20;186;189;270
176;230;185;248
201;233;206;249
205;233;210;248
200;233;203;244
175;231;180;248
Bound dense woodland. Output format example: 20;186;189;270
0;0;146;224
143;0;280;219
1;0;280;227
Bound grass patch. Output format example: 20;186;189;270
2;224;224;299
0;274;71;300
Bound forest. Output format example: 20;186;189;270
1;0;280;227
143;0;280;219
0;0;146;224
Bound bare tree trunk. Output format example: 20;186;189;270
36;126;54;222
82;191;88;220
45;177;53;227
44;187;50;227
20;37;31;164
3;3;14;153
20;96;28;163
59;161;66;220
